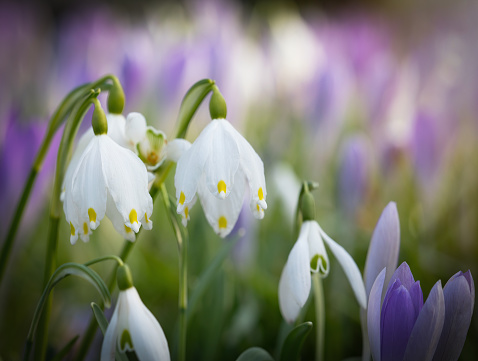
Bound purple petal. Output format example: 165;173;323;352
388;262;415;291
368;268;386;361
380;285;416;361
364;201;400;298
431;271;475;361
408;281;424;319
403;281;445;361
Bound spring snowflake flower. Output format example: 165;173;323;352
63;117;153;244
101;266;170;361
174;118;267;237
279;220;366;323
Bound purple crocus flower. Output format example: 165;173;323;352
368;263;474;361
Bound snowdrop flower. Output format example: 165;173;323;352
63;101;153;243
101;265;170;361
279;219;367;323
174;118;267;237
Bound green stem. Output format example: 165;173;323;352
160;184;188;361
312;274;325;361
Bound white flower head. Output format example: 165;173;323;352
174;118;267;237
279;220;367;323
63;131;153;244
101;287;171;361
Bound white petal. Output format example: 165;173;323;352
178;195;197;227
100;135;153;233
106;113;128;149
101;297;120;361
197;169;246;238
125;112;147;144
71;136;107;231
234;125;267;211
105;193;136;242
319;225;367;309
174;123;215;212
307;221;330;276
286;225;312;306
165;139;191;163
204;119;240;199
126;288;171;361
279;263;303;323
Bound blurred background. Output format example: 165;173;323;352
1;0;477;360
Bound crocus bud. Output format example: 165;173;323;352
209;86;227;120
92;99;108;135
107;78;125;115
117;264;134;291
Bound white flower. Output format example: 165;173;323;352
101;287;171;361
174;118;267;237
63;132;153;244
278;220;366;323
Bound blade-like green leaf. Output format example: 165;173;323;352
279;322;313;361
49;335;79;361
236;347;275;361
91;302;109;335
174;79;215;139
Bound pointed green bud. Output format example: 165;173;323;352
107;78;125;114
301;191;316;221
116;264;134;290
92;99;108;135
209;86;227;119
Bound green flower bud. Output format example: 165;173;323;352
209;86;227;120
92;99;108;135
116;264;134;290
107;78;125;114
300;190;316;222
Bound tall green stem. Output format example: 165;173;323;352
313;273;325;361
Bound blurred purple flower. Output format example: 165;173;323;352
337;135;371;218
368;263;474;361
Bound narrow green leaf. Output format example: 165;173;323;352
50;335;79;361
279;322;313;361
91;302;109;335
175;79;215;139
236;347;275;361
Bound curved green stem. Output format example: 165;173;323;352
84;255;124;267
312;274;325;361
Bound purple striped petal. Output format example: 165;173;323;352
380;284;417;361
403;281;445;361
408;281;424;319
431;271;474;361
364;202;400;298
387;262;415;291
368;268;386;361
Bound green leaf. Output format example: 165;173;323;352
50;335;79;361
236;347;275;361
91;302;109;335
174;79;215;139
279;322;313;361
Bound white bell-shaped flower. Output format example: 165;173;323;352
101;287;171;361
63;132;153;244
174;118;267;237
279;220;367;323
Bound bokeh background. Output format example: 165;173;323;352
1;0;477;360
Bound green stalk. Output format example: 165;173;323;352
312;273;325;361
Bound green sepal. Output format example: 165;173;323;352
117;264;134;290
107;77;125;114
209;86;227;119
300;191;316;222
279;322;313;361
92;98;108;135
236;347;275;361
175;79;215;139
